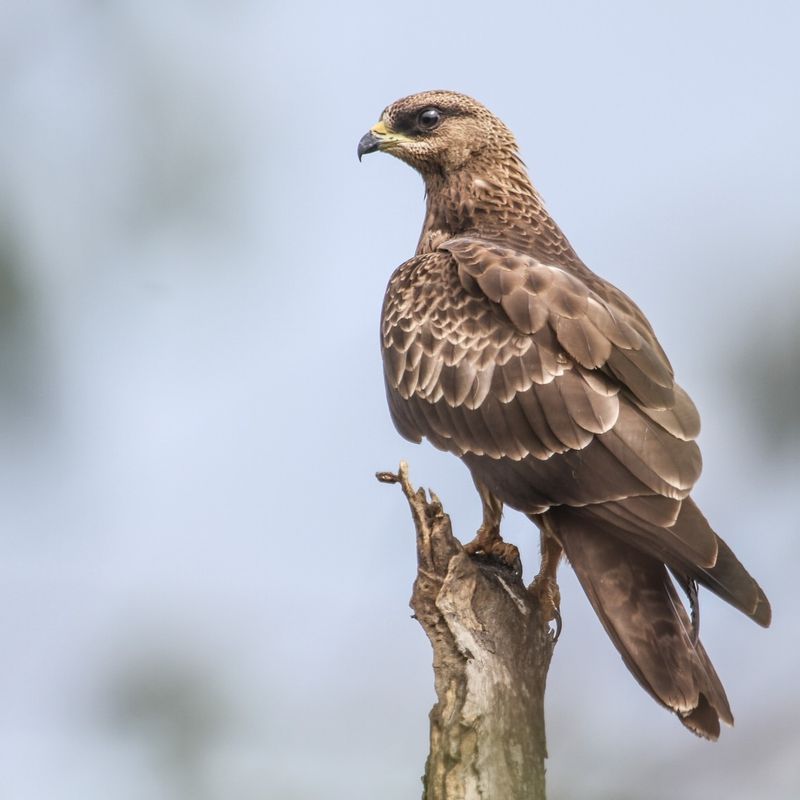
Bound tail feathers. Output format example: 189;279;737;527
671;499;771;627
552;509;733;739
582;497;771;628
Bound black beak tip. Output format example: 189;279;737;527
357;131;381;162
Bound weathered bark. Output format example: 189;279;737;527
377;462;556;800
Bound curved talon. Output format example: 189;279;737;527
529;573;561;638
492;540;521;571
551;606;562;643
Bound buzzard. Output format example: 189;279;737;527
358;90;770;739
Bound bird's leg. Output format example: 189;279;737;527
529;523;563;640
463;479;521;571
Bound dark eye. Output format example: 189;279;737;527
417;108;442;131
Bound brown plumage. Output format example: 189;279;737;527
358;90;770;739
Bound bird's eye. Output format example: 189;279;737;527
417;108;442;131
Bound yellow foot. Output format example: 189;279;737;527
529;574;562;641
463;526;521;573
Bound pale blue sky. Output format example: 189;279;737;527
1;2;798;798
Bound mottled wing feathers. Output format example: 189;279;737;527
380;238;770;654
381;241;702;521
443;237;676;408
381;250;622;464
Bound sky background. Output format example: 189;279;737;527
1;2;799;798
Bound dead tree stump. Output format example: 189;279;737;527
377;462;556;800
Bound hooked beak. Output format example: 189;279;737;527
357;120;408;161
357;129;382;161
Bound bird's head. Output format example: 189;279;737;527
357;90;517;177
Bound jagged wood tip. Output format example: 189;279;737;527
378;460;553;800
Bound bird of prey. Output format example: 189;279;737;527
358;90;770;739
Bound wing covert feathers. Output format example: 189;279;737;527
381;242;769;621
443;238;676;408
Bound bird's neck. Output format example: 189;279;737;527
416;152;580;267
